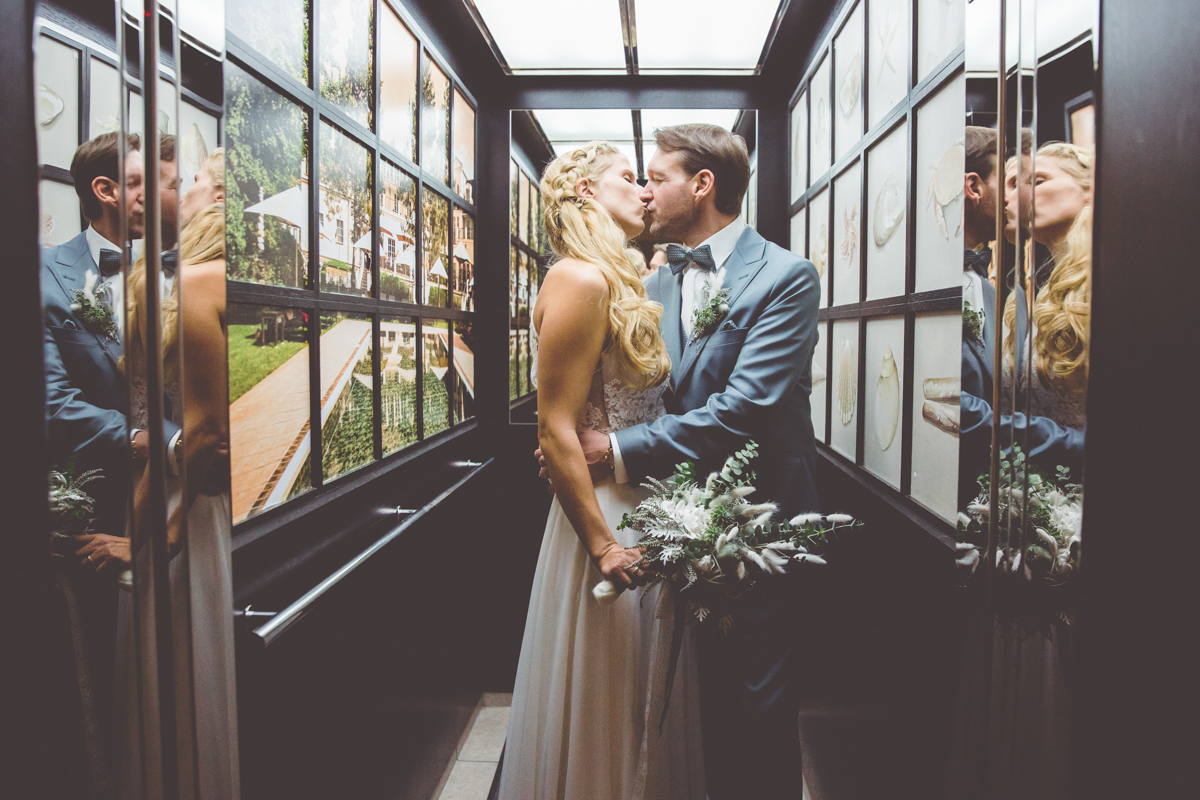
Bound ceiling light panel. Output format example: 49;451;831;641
533;109;636;142
472;0;626;72
635;0;784;71
640;109;742;133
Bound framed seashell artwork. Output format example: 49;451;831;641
917;0;966;85
791;90;808;202
89;56;121;137
863;316;905;488
789;205;807;266
807;188;830;308
914;74;966;292
811;321;827;443
832;160;862;306
834;2;864;161
179;102;219;196
866;121;908;300
39;179;82;249
911;312;961;522
809;55;832;186
869;0;910;130
830;320;859;461
34;34;80;171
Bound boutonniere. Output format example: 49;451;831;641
963;300;985;344
71;271;118;342
691;286;731;342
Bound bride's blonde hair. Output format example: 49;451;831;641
541;142;669;390
126;150;226;385
1003;142;1093;396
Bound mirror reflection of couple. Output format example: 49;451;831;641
498;124;821;800
40;130;235;798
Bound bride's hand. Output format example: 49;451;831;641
594;542;641;587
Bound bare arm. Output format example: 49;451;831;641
534;260;639;587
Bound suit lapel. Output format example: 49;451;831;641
672;227;769;391
50;234;121;365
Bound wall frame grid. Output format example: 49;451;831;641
788;0;965;542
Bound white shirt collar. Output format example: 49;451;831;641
84;226;121;273
692;218;746;270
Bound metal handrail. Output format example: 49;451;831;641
251;458;493;647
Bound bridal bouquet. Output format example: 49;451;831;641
594;441;858;632
956;446;1082;631
48;461;103;539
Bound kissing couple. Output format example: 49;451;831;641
498;123;822;800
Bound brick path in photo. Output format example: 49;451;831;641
230;318;373;522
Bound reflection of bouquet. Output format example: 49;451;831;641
957;446;1082;630
595;442;858;632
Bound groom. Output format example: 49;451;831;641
572;123;821;798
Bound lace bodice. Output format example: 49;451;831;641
1001;339;1086;430
531;325;667;434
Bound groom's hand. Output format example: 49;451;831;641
535;428;613;488
577;428;613;484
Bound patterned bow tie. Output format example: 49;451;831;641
666;243;717;276
963;247;992;278
98;248;122;278
160;250;177;276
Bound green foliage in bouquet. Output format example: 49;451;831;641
48;458;103;537
956;445;1083;634
614;441;858;632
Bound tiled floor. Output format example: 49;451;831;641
433;693;511;800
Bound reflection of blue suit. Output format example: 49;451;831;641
959;261;1084;508
615;226;820;799
42;232;132;533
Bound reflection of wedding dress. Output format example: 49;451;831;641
115;379;239;800
498;329;706;800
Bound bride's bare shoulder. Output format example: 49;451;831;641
542;258;608;300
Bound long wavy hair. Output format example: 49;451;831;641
1004;142;1093;396
540;142;669;390
127;149;226;385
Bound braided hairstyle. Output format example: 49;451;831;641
540;142;669;390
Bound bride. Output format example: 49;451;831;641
497;143;705;800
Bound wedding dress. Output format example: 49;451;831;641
115;377;239;800
497;327;706;800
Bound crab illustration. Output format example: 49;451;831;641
926;140;965;241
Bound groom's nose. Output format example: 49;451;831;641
639;185;653;204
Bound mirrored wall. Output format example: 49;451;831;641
952;0;1097;796
509;108;753;418
789;0;966;528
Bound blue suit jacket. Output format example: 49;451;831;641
958;267;1084;507
614;226;821;518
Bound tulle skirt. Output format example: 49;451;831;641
498;478;706;800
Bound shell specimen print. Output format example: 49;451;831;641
812;358;827;387
926;141;965;241
182;123;209;178
38;84;64;127
838;53;862;118
875;346;899;450
837;340;857;426
872;174;905;246
812;221;829;278
841;204;859;266
875;2;903;85
921;376;961;435
814;96;830;155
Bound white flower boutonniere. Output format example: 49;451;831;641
690;268;730;342
70;271;118;342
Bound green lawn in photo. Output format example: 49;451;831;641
227;324;307;403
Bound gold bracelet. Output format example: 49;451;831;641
603;444;615;474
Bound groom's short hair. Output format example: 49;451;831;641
71;132;141;221
654;124;750;216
